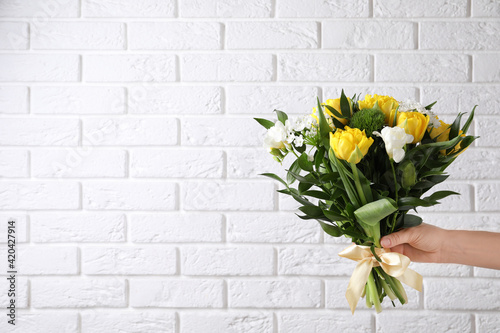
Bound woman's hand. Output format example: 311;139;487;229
380;223;449;263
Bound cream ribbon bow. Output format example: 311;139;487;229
339;244;423;314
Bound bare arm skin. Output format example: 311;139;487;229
380;223;500;270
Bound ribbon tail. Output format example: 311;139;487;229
345;258;373;314
397;268;423;292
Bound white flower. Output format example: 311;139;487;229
294;135;304;147
263;121;288;152
373;126;414;163
398;99;426;113
429;115;441;128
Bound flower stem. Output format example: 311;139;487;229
367;271;382;313
350;163;368;206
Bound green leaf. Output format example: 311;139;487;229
260;173;287;187
340;89;351;118
298;181;313;193
329;149;360;208
324;105;347;119
461;105;476;134
449;112;464;140
287;160;301;184
274;109;288;125
302;190;331;200
398;197;435;208
424;101;437;110
318;221;343;237
402;214;423;228
424;190;459;202
354;198;397;226
298;153;313;172
299;205;324;218
314;147;325;172
254;118;275;129
316;98;332;149
322;209;350;222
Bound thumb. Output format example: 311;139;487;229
380;229;413;248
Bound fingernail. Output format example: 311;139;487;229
381;238;391;247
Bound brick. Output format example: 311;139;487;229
277;0;369;18
83;0;175;17
473;0;500;17
181;246;274;276
82;246;176;275
445;148;500;180
180;0;273;17
410;262;471;277
227;213;321;243
0;86;28;113
32;22;125;50
477;183;500;211
130;279;224;308
474;267;500;278
476;117;500;147
82;117;177;146
279;53;371;82
425;278;500;310
278;245;354;276
180;312;273;333
421;85;500;115
227;22;318;49
10;312;78;333
129;22;221;50
82;311;175;333
183;181;274;211
0;276;28;308
32;278;126;308
325;278;420;310
226;147;295;179
376;313;471;333
418;183;473;212
422;21;500;50
0;118;79;146
418;213;500;231
131;213;223;243
228;279;321;308
0;149;28;177
323;21;415;49
226;86;319;114
477;314;500;333
376;54;469;82
0;0;80;17
182;117;265;146
13;245;78;274
0;181;80;210
84;55;176;82
181;54;273;82
129;86;221;114
32;148;126;178
0;215;28;243
130;148;223;178
31;212;126;243
0;54;79;82
279;192;300;211
0;22;28;50
83;181;176;210
374;0;468;17
324;86;419;102
278;311;372;333
32;86;125;114
474;54;500;82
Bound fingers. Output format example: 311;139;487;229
380;228;414;248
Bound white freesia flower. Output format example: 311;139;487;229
263;121;288;151
373;127;414;163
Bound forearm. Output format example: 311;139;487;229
441;230;500;270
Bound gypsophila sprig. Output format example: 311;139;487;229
255;89;478;314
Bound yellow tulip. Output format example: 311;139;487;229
312;98;352;127
358;94;399;126
428;119;465;155
396;112;429;144
330;126;374;164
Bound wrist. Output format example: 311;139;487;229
438;229;461;264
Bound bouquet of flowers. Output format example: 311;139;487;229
255;91;476;313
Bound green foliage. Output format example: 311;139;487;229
349;107;385;137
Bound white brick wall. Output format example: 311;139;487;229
0;0;498;332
